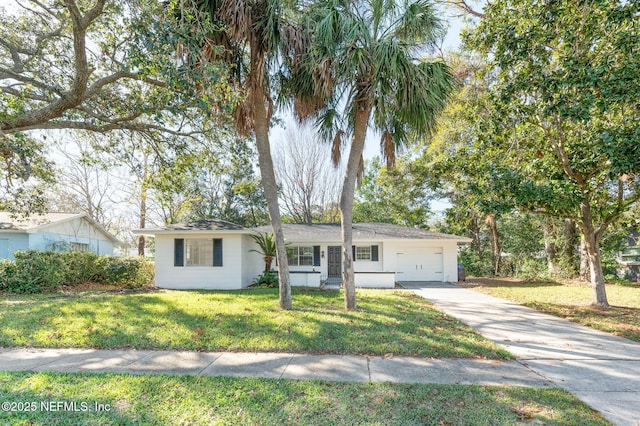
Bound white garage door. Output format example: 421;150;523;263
396;247;443;281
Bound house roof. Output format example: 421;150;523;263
136;219;247;234
0;212;120;244
136;219;471;242
255;223;472;243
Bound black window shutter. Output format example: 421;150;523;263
371;245;379;261
313;246;321;266
174;239;184;267
352;245;356;261
213;238;223;266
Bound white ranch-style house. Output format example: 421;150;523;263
135;220;471;290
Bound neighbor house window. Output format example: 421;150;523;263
287;246;314;266
70;242;89;252
174;238;222;267
353;245;379;262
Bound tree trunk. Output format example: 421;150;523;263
485;213;501;275
138;182;147;256
543;218;558;274
472;214;483;262
563;219;578;275
339;103;370;310
578;202;609;308
252;75;292;309
579;238;591;281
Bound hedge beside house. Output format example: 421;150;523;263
0;251;153;294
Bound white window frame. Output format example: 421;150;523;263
185;239;213;266
288;246;314;266
355;246;372;261
70;242;89;252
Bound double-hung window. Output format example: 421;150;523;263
352;245;379;262
287;246;314;266
174;238;223;267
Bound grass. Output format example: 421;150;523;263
0;371;611;426
464;278;640;342
0;288;510;359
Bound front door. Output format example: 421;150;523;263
327;246;342;279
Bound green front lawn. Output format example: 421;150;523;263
0;371;611;426
0;288;510;359
464;278;640;342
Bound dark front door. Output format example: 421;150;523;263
327;246;342;278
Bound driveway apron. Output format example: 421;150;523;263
402;281;640;426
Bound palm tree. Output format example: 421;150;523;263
249;232;277;272
193;0;300;309
290;0;455;309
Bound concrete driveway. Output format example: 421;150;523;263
401;281;640;426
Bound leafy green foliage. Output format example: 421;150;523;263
354;157;433;228
0;251;153;294
431;2;640;305
250;271;279;288
0;0;232;135
249;232;278;273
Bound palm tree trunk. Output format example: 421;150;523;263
252;79;292;310
340;103;370;310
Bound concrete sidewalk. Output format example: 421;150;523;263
0;347;550;387
402;282;640;426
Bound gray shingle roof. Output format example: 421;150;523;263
137;220;470;242
142;219;246;232
254;223;471;242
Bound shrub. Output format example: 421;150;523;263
7;251;67;293
513;258;554;282
100;256;154;287
0;251;154;293
457;248;493;277
250;271;279;288
60;251;102;284
0;259;16;291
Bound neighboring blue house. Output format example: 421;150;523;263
0;212;120;260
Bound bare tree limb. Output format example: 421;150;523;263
442;0;486;18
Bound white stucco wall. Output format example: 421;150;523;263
243;235;265;285
154;233;248;290
354;272;395;288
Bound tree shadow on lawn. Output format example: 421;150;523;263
0;289;507;358
523;301;640;342
462;277;562;289
0;372;611;426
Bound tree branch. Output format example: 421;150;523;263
443;0;485;18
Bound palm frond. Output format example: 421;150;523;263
380;130;396;169
332;129;345;166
